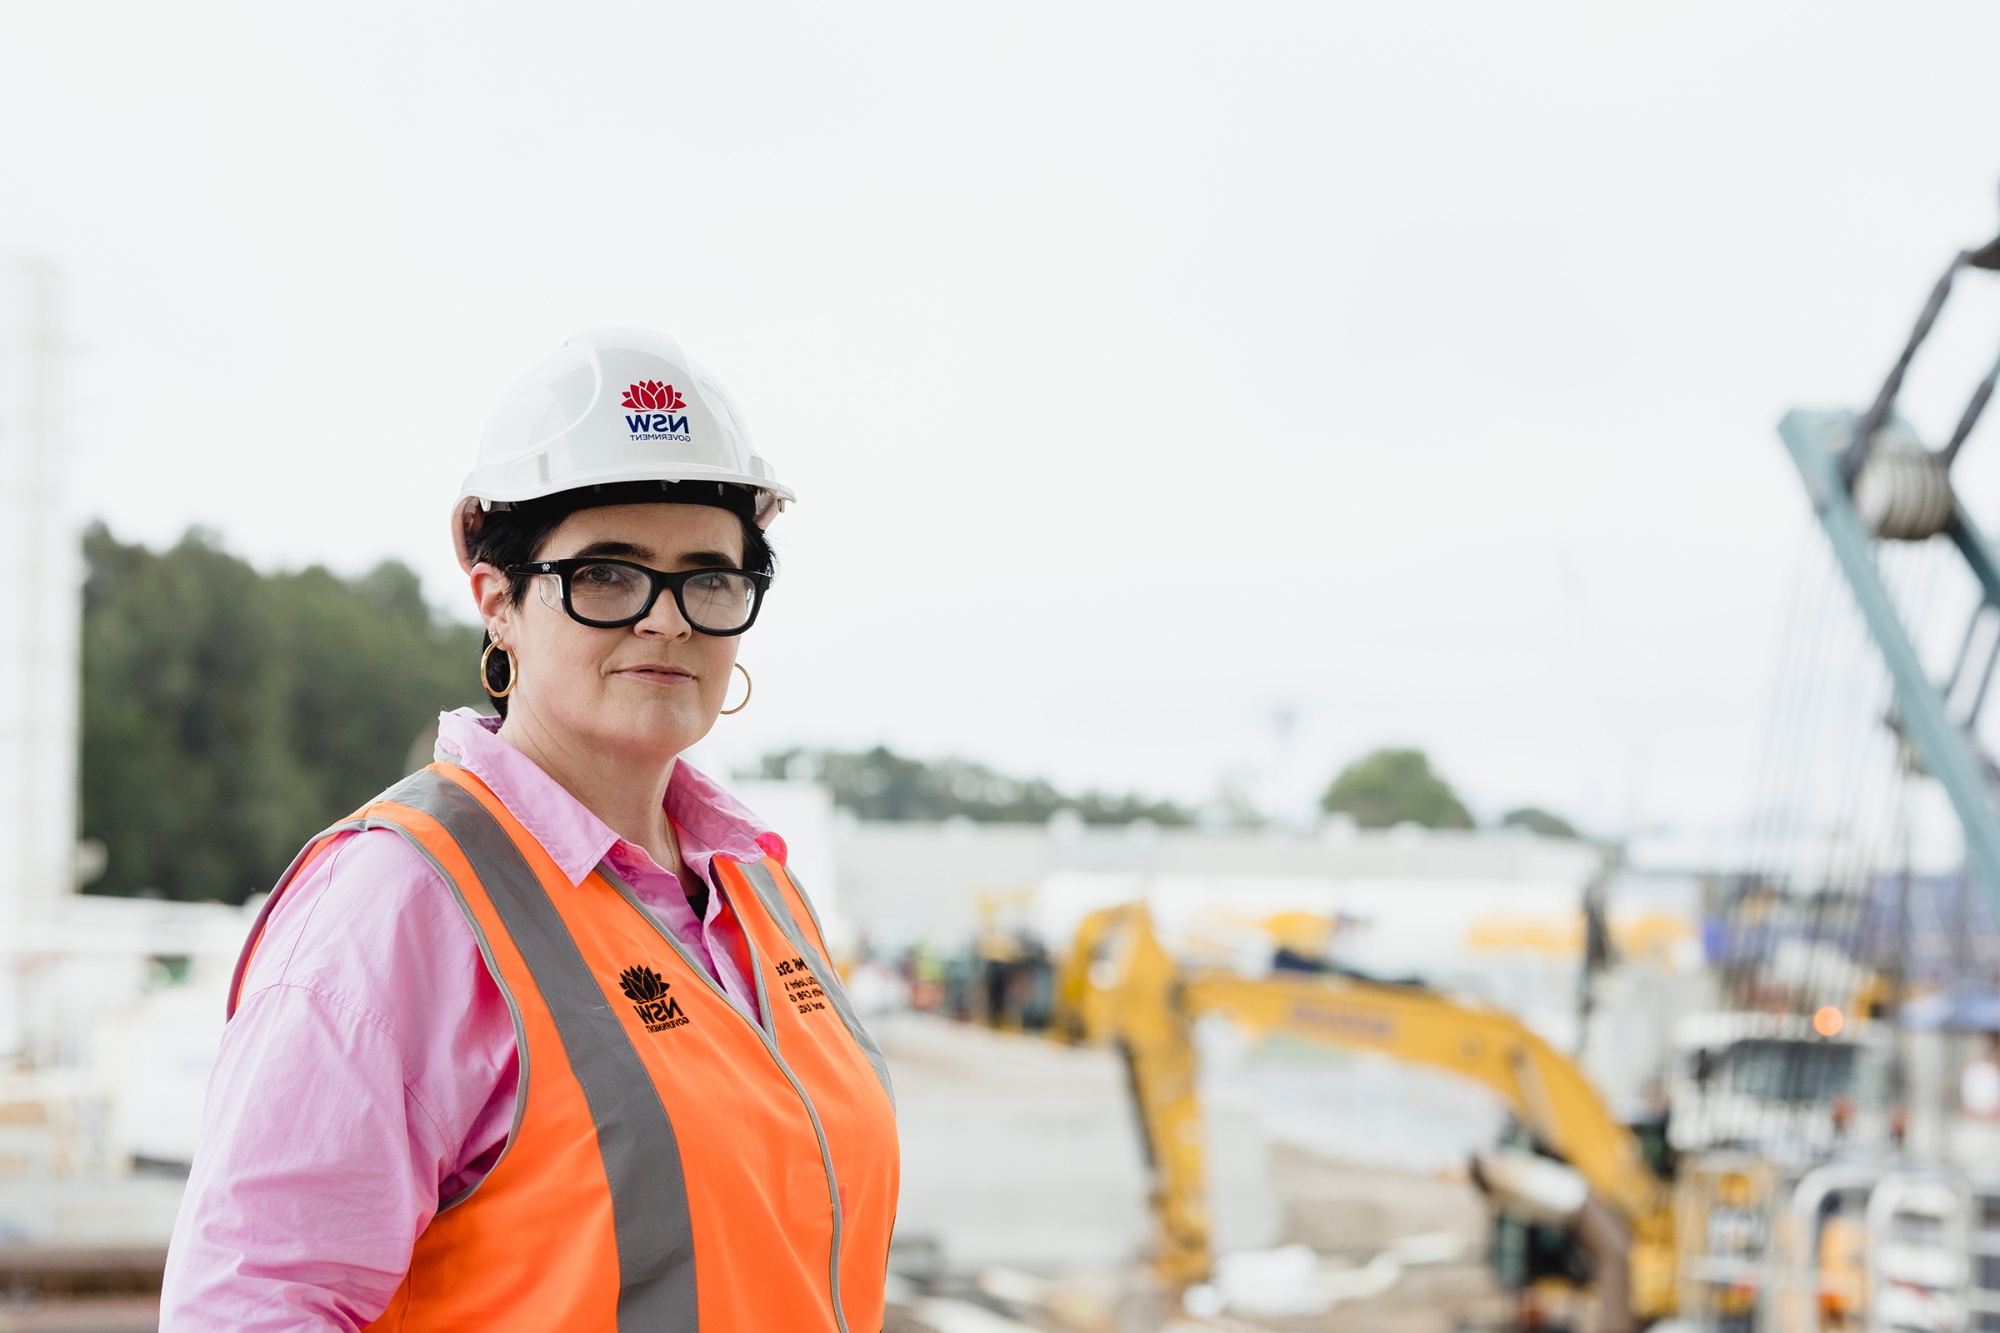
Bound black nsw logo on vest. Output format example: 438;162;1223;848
618;964;689;1032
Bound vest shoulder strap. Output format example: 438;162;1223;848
370;767;700;1324
232;767;701;1329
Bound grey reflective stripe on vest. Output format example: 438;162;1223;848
390;770;698;1332
735;861;897;1113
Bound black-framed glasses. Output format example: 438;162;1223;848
508;559;771;635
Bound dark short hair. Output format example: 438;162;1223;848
470;481;775;714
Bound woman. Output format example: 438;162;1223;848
162;329;899;1332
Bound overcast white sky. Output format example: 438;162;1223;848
9;1;2000;834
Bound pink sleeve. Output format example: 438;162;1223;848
161;829;519;1332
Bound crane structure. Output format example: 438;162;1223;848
1777;229;2000;906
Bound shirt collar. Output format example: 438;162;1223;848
431;708;769;886
664;755;777;885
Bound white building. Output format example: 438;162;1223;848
834;815;1609;969
834;814;1710;1124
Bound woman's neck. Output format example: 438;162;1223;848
497;709;678;870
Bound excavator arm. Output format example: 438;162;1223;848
1050;901;1673;1317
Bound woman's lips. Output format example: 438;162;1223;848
615;665;695;686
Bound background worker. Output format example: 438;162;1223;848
160;329;899;1331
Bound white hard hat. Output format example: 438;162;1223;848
453;327;793;571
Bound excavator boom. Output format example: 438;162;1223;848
1179;974;1664;1222
1050;901;1673;1319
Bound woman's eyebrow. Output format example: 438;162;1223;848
566;541;738;568
571;540;651;559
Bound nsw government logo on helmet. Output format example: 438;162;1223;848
620;381;691;444
618;964;689;1032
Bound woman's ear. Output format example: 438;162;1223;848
470;563;514;643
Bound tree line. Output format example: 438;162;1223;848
81;524;486;902
748;747;1199;825
1318;746;1578;837
747;746;1576;835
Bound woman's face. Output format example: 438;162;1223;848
475;503;748;764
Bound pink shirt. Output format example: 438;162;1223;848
160;709;778;1331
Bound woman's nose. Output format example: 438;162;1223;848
635;591;692;639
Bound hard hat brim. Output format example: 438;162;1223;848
452;468;792;572
458;460;794;509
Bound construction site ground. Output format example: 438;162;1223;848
1258;1148;1509;1333
887;1148;1511;1333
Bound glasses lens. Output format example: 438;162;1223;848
567;562;651;623
680;571;759;632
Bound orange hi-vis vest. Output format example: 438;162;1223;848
228;763;900;1332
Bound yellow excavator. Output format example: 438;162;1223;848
1047;901;1676;1330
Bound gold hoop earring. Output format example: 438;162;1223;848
720;662;752;715
481;641;517;699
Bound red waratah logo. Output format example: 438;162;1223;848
621;381;685;412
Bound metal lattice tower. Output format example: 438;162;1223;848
0;261;78;1065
